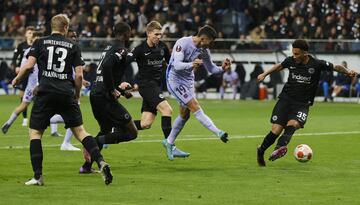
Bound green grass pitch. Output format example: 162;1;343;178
0;95;360;205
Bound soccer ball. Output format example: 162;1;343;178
294;144;313;162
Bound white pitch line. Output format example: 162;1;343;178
1;130;360;150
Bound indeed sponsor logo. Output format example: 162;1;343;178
147;59;163;65
291;73;311;82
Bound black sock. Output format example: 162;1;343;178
161;116;172;139
259;131;279;152
276;126;296;148
97;129;136;144
81;136;104;168
30;139;43;180
20;98;27;118
134;120;143;130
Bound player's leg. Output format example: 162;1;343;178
187;98;228;143
269;104;308;161
134;111;156;130
219;84;226;99
60;128;80;151
25;128;45;186
19;89;28;126
49;114;63;137
1;101;30;134
232;84;237;100
257;99;288;166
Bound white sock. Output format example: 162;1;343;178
232;85;237;99
193;108;221;136
50;114;64;124
167;116;188;144
331;92;336;97
63;129;73;144
50;124;58;134
6;112;18;126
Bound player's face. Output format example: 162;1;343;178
292;48;307;64
67;32;77;41
147;29;162;45
199;36;214;48
25;30;33;40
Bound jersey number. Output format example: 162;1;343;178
296;112;307;121
46;46;68;72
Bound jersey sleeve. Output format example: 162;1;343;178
12;43;22;67
101;54;117;92
126;46;139;63
280;57;292;69
72;44;85;67
28;39;41;59
172;39;193;70
201;49;222;74
318;60;334;71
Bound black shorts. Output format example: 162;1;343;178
30;92;83;130
138;82;166;114
90;94;132;133
270;98;309;128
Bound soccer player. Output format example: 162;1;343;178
219;69;239;100
1;31;42;134
12;14;113;185
127;21;190;158
11;26;35;126
256;39;357;166
163;25;231;160
79;22;138;173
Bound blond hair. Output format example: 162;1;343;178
146;21;162;32
51;14;70;32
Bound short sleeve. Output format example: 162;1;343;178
280;57;292;69
72;44;85;67
319;60;334;71
28;39;41;59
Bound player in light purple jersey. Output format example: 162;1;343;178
163;25;231;160
2;31;42;134
220;69;239;100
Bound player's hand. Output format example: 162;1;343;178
32;86;39;96
221;58;231;71
118;82;132;91
82;80;90;87
192;58;203;69
111;89;121;99
131;83;139;92
257;73;267;82
11;77;20;87
15;67;20;74
348;70;357;78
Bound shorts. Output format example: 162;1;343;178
270;98;309;128
30;92;83;130
90;94;132;133
138;82;166;114
167;81;194;107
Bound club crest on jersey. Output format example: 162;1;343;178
159;94;164;99
308;68;315;74
176;45;182;52
160;49;164;56
272;115;278;121
124;113;130;119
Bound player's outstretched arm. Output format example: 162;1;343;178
333;64;358;77
257;63;283;82
11;56;36;86
74;65;84;100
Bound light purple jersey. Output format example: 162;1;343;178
166;36;222;105
223;71;238;83
21;47;39;102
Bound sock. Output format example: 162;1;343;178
167;115;188;144
220;86;225;99
232;85;237;99
259;131;279;152
96;128;135;145
63;129;73;144
50;114;64;124
161;116;172;139
323;82;329;98
30;139;43;180
331;92;336;97
81;136;104;168
50;124;58;134
20;97;27;118
276;126;296;148
193;108;221;136
6;112;18;126
134;120;143;130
